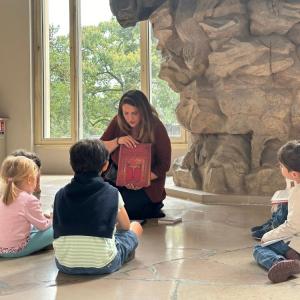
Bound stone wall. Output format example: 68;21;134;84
111;0;300;196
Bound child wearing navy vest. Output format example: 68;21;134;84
53;139;143;275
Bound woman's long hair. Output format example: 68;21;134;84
0;156;38;205
117;90;158;143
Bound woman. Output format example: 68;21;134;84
101;90;171;220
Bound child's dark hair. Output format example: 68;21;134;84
11;149;41;169
278;140;300;172
70;139;109;174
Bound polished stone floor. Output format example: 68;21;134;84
1;176;300;300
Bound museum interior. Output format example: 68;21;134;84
1;1;300;299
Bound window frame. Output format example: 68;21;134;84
33;0;186;145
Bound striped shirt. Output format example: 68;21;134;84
53;192;124;268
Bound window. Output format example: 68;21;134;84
81;0;140;138
33;0;186;144
150;27;186;142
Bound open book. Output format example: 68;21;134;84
271;189;289;205
271;189;290;204
116;144;151;188
261;236;291;247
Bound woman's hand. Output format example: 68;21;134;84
125;184;143;190
118;135;139;148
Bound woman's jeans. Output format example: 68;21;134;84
253;240;290;270
56;230;138;275
0;227;54;258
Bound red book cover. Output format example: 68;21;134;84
116;144;151;188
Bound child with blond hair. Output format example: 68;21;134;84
0;156;53;258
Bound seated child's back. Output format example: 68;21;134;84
53;139;142;275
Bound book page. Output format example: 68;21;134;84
261;237;291;247
271;189;289;204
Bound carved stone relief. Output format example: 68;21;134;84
110;0;300;196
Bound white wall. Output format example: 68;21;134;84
0;0;71;173
0;0;33;159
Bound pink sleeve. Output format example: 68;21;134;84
24;195;52;230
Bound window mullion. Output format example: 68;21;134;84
140;21;151;101
69;0;81;141
33;0;43;144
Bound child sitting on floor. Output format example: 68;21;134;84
253;140;300;283
250;179;293;240
53;139;143;275
0;156;53;258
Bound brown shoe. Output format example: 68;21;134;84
268;259;300;283
285;248;300;260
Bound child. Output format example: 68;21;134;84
53;139;143;275
250;179;293;240
250;203;288;239
11;149;42;199
0;156;53;258
253;140;300;283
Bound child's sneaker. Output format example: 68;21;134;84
251;228;267;240
285;248;300;260
251;220;272;233
251;222;273;240
251;225;263;232
268;259;300;283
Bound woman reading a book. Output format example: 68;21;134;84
101;90;171;220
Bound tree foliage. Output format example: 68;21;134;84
48;19;179;138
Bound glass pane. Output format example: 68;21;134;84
81;0;141;138
151;28;181;138
44;0;71;138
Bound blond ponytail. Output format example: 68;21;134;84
0;156;38;205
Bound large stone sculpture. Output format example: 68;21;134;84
111;0;300;196
109;0;167;27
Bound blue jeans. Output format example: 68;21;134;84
0;226;54;258
251;203;288;233
56;230;138;275
253;241;290;270
272;203;288;228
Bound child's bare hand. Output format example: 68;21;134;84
44;212;53;219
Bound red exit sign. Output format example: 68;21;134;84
0;120;5;134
